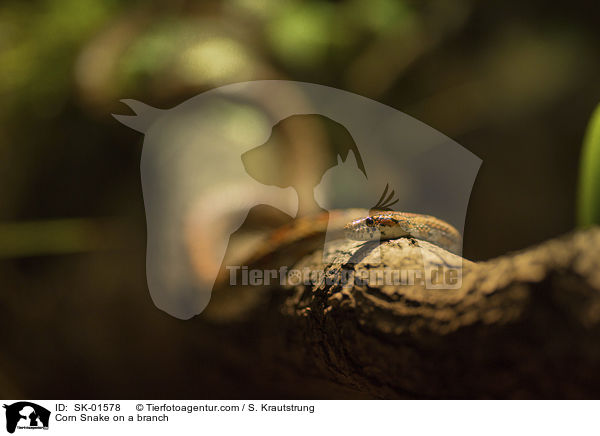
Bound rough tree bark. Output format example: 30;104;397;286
204;227;600;399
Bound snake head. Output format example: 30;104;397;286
344;216;381;241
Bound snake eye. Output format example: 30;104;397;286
365;217;374;226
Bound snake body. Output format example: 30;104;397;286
344;211;462;255
237;209;463;275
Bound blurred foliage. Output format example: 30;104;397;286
0;0;117;116
578;102;600;227
0;218;115;258
0;0;599;257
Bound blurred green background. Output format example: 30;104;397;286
1;0;600;398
